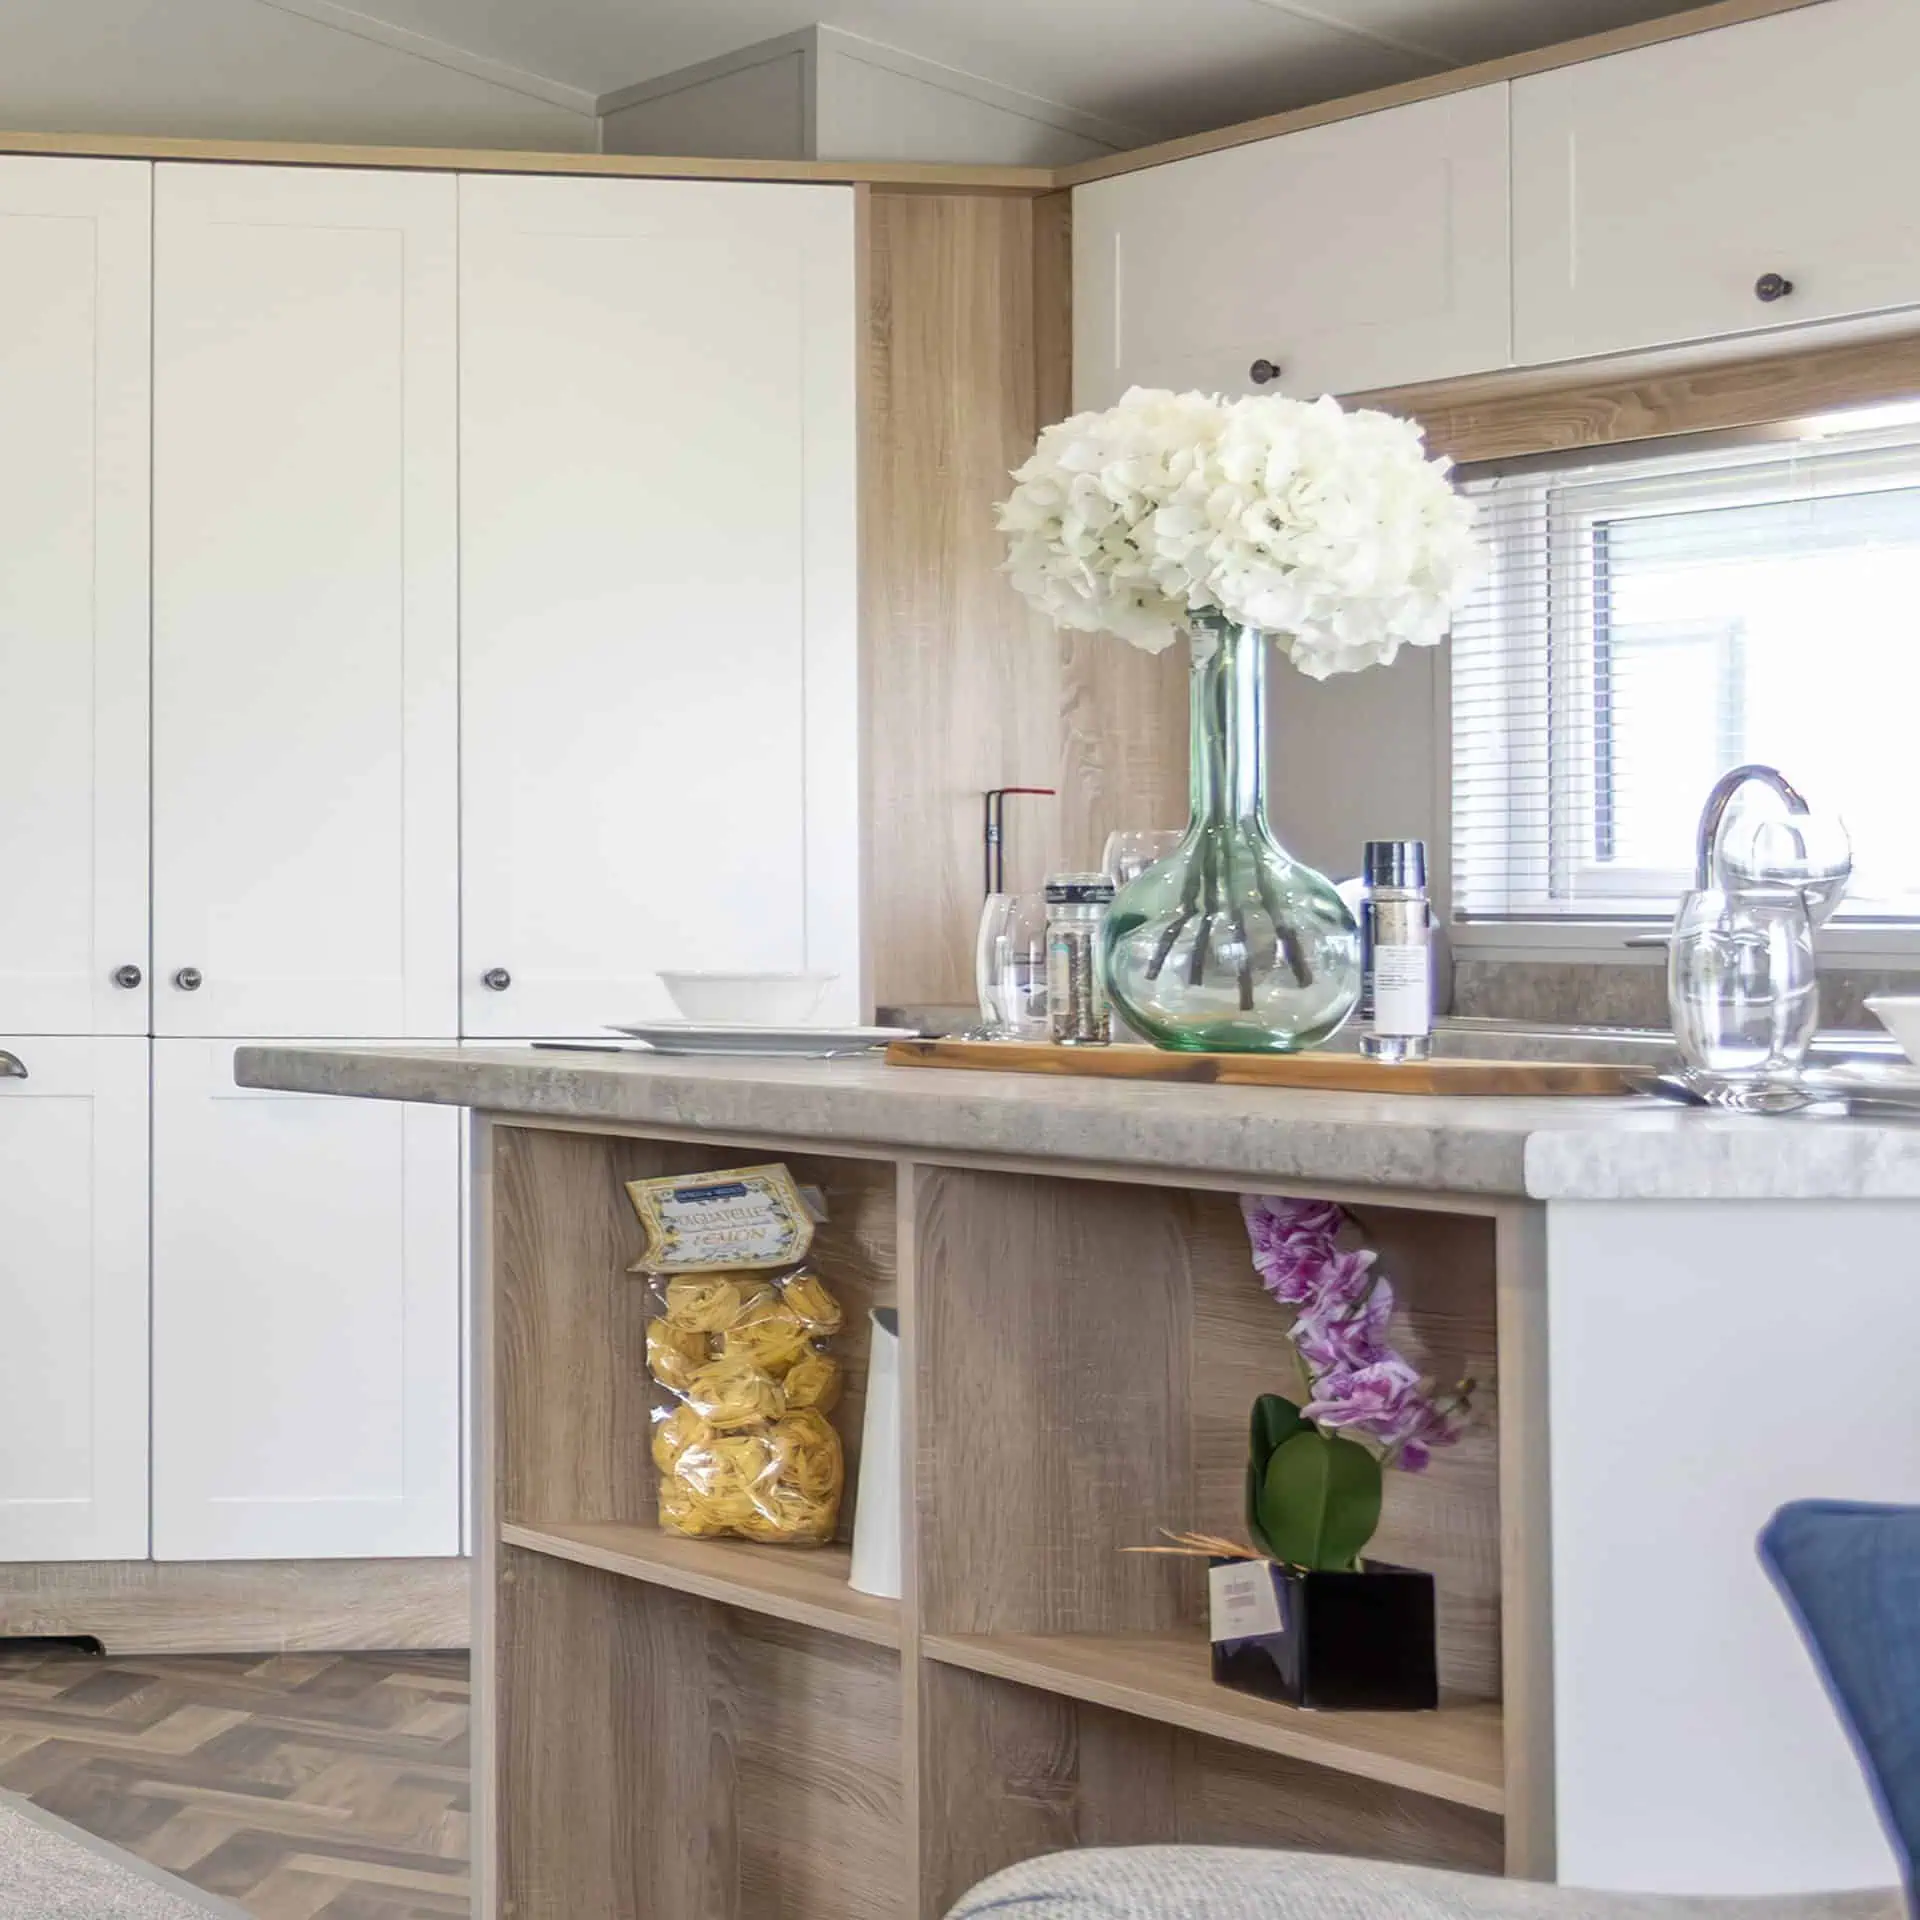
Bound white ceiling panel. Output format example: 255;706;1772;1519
2;0;1704;147
1290;0;1703;64
298;0;1471;136
0;0;595;146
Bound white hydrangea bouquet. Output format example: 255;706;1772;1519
995;388;1482;1054
996;386;1480;678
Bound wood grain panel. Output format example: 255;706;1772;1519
0;129;1051;191
0;1561;469;1655
494;1127;896;1546
1364;327;1920;468
1494;1205;1556;1879
912;1167;1193;1638
494;1554;901;1920
888;1038;1635;1095
862;192;1185;1007
912;1170;1500;1698
922;1631;1503;1810
916;1662;1501;1917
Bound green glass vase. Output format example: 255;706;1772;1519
1105;617;1361;1053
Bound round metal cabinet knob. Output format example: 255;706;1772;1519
1249;358;1284;385
173;966;203;992
112;964;144;989
481;967;512;992
1755;272;1795;303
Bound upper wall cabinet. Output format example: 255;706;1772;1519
1072;85;1512;411
0;159;151;1037
152;166;460;1040
458;175;860;1038
1513;0;1920;367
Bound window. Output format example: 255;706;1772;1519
1451;411;1920;926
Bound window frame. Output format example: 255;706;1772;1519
1447;418;1920;957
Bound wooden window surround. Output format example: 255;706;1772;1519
1360;329;1920;469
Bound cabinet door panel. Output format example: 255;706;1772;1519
1074;85;1511;411
152;166;458;1040
0;1038;149;1560
1514;0;1920;366
0;159;150;1036
151;1040;461;1559
458;175;860;1038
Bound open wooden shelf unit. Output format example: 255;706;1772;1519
476;1121;1551;1919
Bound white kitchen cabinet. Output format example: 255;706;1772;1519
0;159;151;1037
151;1040;462;1559
0;1038;150;1560
152;165;459;1041
1073;85;1511;411
1513;0;1920;367
457;175;861;1037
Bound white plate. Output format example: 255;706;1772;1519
606;1021;918;1058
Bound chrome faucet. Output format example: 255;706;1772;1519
1693;763;1811;888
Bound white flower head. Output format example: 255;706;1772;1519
996;387;1484;676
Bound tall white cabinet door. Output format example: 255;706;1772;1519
152;166;458;1041
1513;0;1920;367
0;1038;150;1560
151;1041;461;1559
0;160;151;1037
458;175;860;1038
1074;85;1511;411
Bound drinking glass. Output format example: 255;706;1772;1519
973;891;1050;1039
1102;829;1183;888
1668;886;1819;1079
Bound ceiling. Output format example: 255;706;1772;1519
254;0;1702;143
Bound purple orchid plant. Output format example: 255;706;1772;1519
1238;1195;1474;1570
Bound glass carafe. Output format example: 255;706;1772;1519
1668;886;1819;1078
1103;619;1360;1053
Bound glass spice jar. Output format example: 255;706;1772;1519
1045;873;1115;1046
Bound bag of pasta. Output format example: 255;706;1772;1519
627;1164;845;1546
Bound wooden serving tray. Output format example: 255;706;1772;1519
884;1037;1637;1096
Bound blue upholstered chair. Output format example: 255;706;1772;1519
947;1501;1916;1920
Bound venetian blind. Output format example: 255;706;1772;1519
1449;413;1920;923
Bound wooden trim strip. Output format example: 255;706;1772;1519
0;128;1055;193
1360;328;1920;467
1054;0;1834;187
0;1557;472;1654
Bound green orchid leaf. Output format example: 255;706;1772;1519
1245;1395;1306;1553
1259;1429;1384;1571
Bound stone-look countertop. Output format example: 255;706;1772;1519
233;1044;1920;1202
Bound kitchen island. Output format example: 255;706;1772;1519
236;1045;1920;1914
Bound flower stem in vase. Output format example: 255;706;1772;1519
1103;620;1361;1053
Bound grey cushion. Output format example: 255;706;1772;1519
946;1847;1907;1920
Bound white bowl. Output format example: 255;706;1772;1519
1865;996;1920;1063
659;970;837;1026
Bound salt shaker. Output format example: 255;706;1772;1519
1360;840;1432;1063
1045;873;1115;1046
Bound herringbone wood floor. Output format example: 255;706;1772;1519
0;1646;471;1919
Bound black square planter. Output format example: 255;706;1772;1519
1210;1557;1438;1711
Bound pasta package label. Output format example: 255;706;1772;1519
626;1164;815;1276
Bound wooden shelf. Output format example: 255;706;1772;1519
503;1519;902;1651
922;1630;1505;1814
